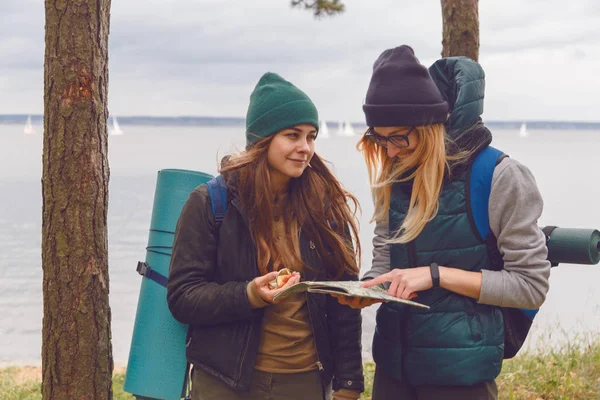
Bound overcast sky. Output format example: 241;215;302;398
1;0;599;122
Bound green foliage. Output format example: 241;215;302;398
361;362;376;399
3;335;600;400
0;368;134;400
498;333;600;400
360;333;600;399
0;368;41;400
290;0;345;17
111;373;135;400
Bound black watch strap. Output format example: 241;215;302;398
430;262;440;288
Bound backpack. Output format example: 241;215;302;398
469;146;539;359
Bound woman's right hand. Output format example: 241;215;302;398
252;270;301;303
331;294;383;309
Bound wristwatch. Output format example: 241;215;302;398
429;262;440;288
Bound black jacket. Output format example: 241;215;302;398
167;181;364;393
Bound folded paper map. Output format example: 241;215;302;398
272;281;429;309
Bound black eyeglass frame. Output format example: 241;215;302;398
366;126;416;149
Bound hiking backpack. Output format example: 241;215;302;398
470;146;539;359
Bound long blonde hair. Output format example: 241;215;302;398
357;124;450;244
221;136;361;279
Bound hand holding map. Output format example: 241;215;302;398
272;280;429;309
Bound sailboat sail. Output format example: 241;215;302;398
319;120;329;138
337;121;344;136
24;115;35;135
110;116;124;136
343;120;355;136
519;122;528;138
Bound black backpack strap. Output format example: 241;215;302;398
541;225;559;267
541;225;558;240
136;261;168;288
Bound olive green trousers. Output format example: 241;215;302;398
192;367;332;400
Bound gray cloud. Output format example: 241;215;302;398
0;0;44;71
1;0;599;121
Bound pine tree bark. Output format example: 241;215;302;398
441;0;479;61
42;0;113;399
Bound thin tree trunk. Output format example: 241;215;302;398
42;0;113;399
441;0;479;61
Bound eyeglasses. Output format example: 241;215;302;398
365;127;415;149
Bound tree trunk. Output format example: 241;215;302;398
42;0;113;399
440;0;479;61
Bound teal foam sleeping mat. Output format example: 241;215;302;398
124;169;213;400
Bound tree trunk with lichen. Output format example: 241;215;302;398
441;0;479;61
42;0;113;399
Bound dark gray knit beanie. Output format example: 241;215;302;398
363;45;449;127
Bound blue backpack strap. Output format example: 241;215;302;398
469;146;505;241
206;175;227;228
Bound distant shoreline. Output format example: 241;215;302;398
2;115;600;130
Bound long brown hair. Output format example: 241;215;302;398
220;136;361;279
357;124;456;243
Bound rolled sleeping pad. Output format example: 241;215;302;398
124;169;214;400
543;226;600;266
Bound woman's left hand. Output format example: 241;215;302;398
361;267;432;300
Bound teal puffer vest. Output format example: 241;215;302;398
372;170;504;386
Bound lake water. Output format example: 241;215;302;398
0;123;598;365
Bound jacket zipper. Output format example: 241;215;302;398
306;292;327;400
302;227;323;372
235;324;253;381
232;197;267;381
305;292;324;371
407;240;417;268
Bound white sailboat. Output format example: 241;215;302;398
318;120;329;138
337;121;345;136
109;115;124;136
519;122;528;138
343;120;355;136
24;115;35;135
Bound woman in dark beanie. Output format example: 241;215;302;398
338;46;550;399
167;72;364;400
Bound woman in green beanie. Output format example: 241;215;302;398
337;46;550;399
167;72;364;400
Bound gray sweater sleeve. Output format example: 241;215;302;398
362;220;392;281
478;157;551;309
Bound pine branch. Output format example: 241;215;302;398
290;0;345;18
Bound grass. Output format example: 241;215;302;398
0;368;40;400
496;336;600;400
3;336;599;400
0;368;134;400
359;332;600;400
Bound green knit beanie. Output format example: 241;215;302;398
245;72;319;147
